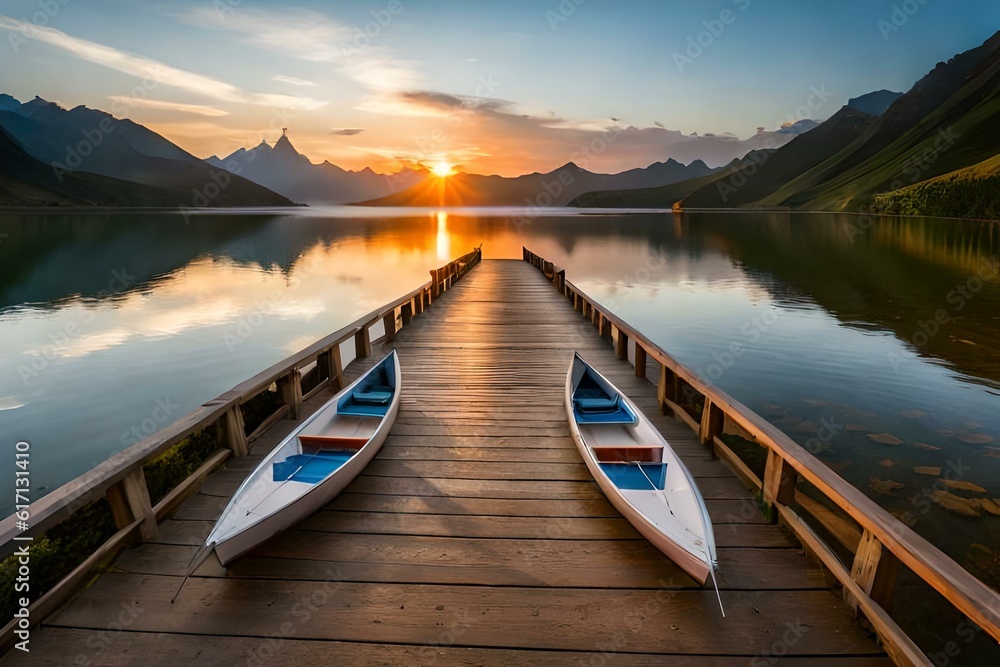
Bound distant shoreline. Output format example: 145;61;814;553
0;204;996;224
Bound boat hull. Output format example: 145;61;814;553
565;353;714;586
209;351;400;565
213;402;396;564
576;445;711;585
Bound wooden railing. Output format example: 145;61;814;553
523;247;1000;666
0;247;482;652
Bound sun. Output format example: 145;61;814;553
430;160;455;178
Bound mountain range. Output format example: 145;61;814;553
0;125;201;207
205;135;427;204
571;31;1000;217
355;158;721;207
2;30;998;217
569;150;775;209
0;97;292;207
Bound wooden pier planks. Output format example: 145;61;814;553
14;260;887;664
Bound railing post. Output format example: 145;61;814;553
698;396;724;446
219;404;249;457
383;310;397;342
762;448;796;510
658;366;678;409
106;468;157;541
328;345;345;392
401;301;413;326
355;324;372;359
615;328;629;360
847;529;900;616
278;369;303;420
634;343;647;378
431;269;441;298
658;365;668;413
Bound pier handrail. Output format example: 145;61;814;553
0;247;481;652
523;247;1000;664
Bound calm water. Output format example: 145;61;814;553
2;207;998;584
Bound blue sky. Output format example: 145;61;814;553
1;0;997;174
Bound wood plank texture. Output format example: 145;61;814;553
22;260;884;663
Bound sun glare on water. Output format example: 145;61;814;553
430;161;454;178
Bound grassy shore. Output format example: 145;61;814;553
868;154;1000;221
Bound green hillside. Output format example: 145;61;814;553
867;152;1000;220
575;31;1000;218
762;32;1000;210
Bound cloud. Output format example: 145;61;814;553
541;118;617;132
654;120;665;128
0;14;243;101
144;120;240;140
340;58;420;92
0;14;324;110
252;93;327;111
399;91;509;112
357;90;509;118
178;7;419;92
105;97;229;117
776;118;819;134
273;75;316;87
179;7;352;62
330;128;364;136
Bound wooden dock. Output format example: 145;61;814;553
9;259;892;665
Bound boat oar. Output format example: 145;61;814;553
171;540;216;604
630;462;725;618
708;564;726;618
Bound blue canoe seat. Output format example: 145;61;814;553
574;395;620;413
573;393;635;424
273;450;354;484
599;462;667;490
352;389;392;405
340;383;394;416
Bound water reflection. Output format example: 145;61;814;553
435;211;450;262
0;208;998;591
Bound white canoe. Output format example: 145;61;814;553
565;353;718;586
205;350;400;565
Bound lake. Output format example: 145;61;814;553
1;206;998;589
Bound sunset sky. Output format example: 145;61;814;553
1;0;997;176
